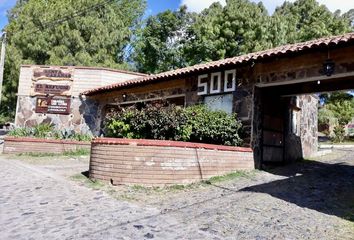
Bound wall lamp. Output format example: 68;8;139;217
122;93;127;102
323;59;335;77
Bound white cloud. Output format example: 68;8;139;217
180;0;353;14
180;0;226;12
253;0;353;14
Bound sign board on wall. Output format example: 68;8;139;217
35;96;71;115
31;68;73;96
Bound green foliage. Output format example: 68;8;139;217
319;91;354;142
2;0;146;119
184;0;272;65
333;125;346;143
327;101;354;126
320;92;354;105
133;0;353;73
8;124;93;142
133;6;196;73
32;123;54;138
105;103;188;141
318;107;338;136
206;170;255;184
63;148;90;156
273;0;352;44
104;104;243;146
184;105;242;146
8;126;33;137
17;149;91;158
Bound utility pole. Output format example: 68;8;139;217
0;32;6;106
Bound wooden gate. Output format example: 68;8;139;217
261;95;286;164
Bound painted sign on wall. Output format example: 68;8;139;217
33;69;72;79
35;97;71;115
198;70;236;96
34;84;71;95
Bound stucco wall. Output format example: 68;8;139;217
89;138;254;186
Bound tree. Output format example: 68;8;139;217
342;9;354;27
184;0;272;65
319;91;354;105
319;93;354;142
273;0;352;44
1;0;146;120
133;6;196;74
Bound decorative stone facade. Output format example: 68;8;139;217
15;96;101;134
15;65;145;134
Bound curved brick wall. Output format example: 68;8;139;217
3;137;91;154
89;138;254;186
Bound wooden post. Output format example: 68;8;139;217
0;32;7;106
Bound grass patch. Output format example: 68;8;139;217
206;170;254;184
17;152;57;158
70;173;105;190
16;148;90;158
127;170;256;193
70;169;259;203
63;148;90;157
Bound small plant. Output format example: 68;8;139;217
8;124;93;142
32;123;54;138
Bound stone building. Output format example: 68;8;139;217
15;33;354;168
15;65;146;133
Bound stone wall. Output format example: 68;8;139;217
3;137;91;154
89;138;254;186
15;96;101;134
299;95;318;158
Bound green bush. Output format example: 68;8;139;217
333;125;346;143
184;105;242;146
104;103;243;146
8;124;93;142
105;103;188;141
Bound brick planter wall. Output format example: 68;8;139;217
89;138;254;186
3;137;91;154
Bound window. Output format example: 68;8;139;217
210;72;221;94
224;70;236;92
204;94;233;114
197;74;208;95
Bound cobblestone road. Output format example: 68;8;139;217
0;149;353;240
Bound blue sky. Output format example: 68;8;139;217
1;0;353;31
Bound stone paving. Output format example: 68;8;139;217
0;149;353;239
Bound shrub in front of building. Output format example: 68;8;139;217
104;104;243;146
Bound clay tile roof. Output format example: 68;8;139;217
82;32;354;96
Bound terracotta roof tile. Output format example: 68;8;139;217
82;32;354;96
